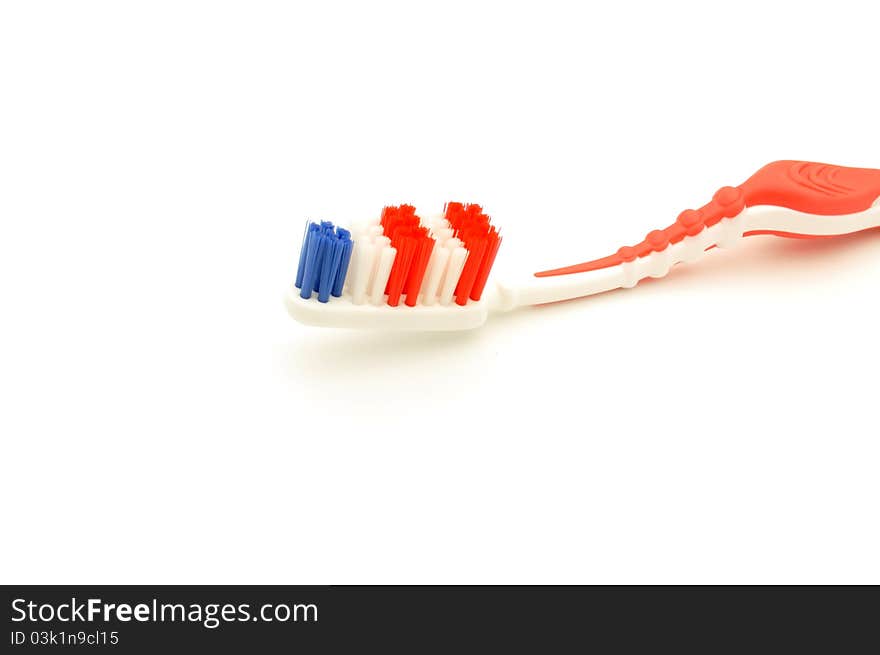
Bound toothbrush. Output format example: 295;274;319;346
286;161;880;330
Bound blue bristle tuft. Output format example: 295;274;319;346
332;230;353;297
318;237;344;302
312;232;329;293
295;222;318;289
295;220;355;302
299;224;323;299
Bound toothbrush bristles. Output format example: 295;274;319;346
444;203;502;302
294;221;353;303
293;202;501;307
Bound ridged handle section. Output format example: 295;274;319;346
535;161;880;278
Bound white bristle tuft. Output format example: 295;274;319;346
350;241;376;304
370;245;396;305
434;228;454;244
420;245;450;306
439;246;468;305
445;237;462;251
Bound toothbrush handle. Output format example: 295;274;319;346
497;161;880;310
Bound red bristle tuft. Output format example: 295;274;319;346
379;204;423;306
404;232;435;307
454;236;487;305
386;235;417;306
443;201;502;305
378;202;502;307
464;204;482;222
383;204;419;242
380;205;396;230
444;201;464;220
470;227;502;300
444;202;467;230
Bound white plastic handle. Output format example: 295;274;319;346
493;201;880;311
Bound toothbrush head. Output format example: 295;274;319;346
287;202;502;330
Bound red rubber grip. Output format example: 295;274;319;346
536;161;880;278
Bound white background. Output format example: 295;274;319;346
2;0;879;584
